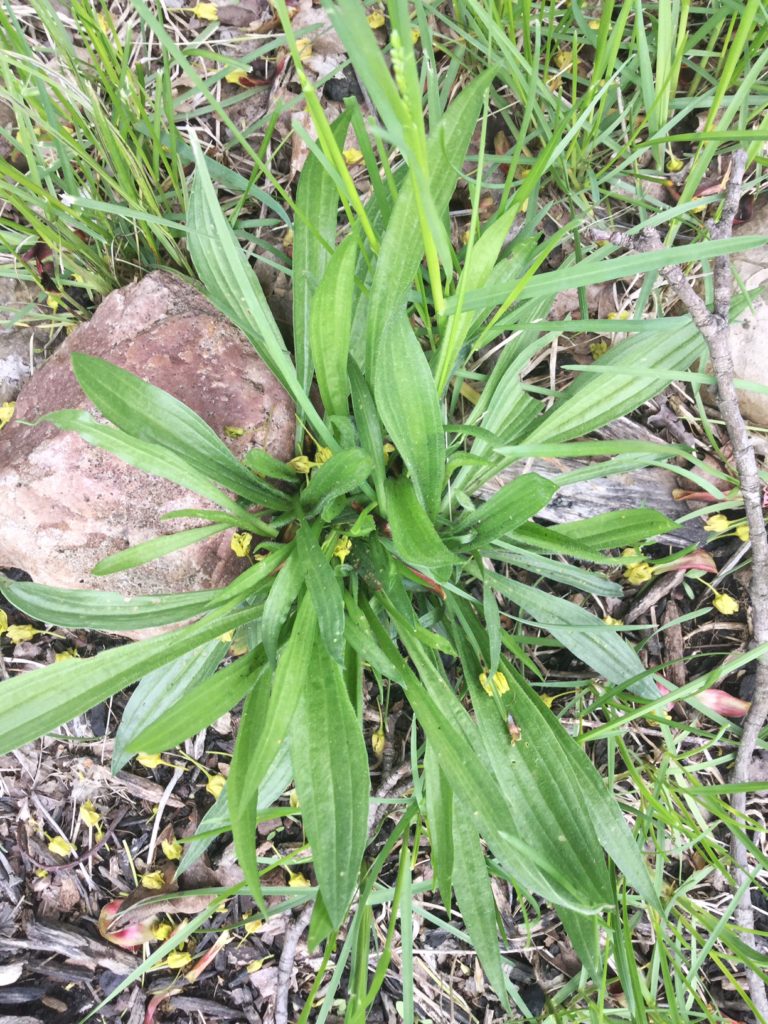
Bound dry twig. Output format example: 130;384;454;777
589;150;768;1013
273;902;314;1024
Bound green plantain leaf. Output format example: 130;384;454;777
525;315;707;443
309;234;358;418
262;551;304;669
550;508;679;548
71;354;278;507
187;134;326;442
364;70;494;372
348;359;387;511
300;449;373;517
113;640;226;771
374;316;445;518
455;472;557;546
452;803;510;1010
40;409;270;530
296;522;345;664
230;596;317;813
423;742;453;910
0;606;260;755
128;651;261;753
385;477;458;573
0;574;225;631
91;525;227;576
291;640;369;928
293;109;353;395
486;573;659;699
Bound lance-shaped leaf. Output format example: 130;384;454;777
486;572;659;699
385;477;458;574
71;354;280;508
0;605;261;755
455;472;556;546
0;574;225;631
291;641;369;928
374;317;445;518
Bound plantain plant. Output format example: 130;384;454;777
1;0;765;1011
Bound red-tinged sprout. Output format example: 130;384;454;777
656;681;750;717
98;899;157;948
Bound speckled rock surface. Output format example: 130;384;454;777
0;271;294;620
719;202;768;427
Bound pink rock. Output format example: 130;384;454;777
0;271;294;622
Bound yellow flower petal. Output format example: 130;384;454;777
161;838;183;861
371;728;386;757
247;956;268;973
713;592;739;616
243;918;263;935
333;536;352;563
136;752;169;770
55;648;79;662
603;615;623;626
141;871;167;890
152;921;173;941
224;424;245;436
367;10;385;28
343;147;363;166
590;340;609;360
289;455;315;474
736;524;750;542
666;155;684;172
0;610;7;636
288;870;311;888
0;401;15;430
230;531;252;558
79;801;100;829
206;774;226;799
479;670;509;696
288;788;300;809
314;445;332;465
164;950;193;969
191;3;218;20
704;514;730;533
47;835;75;858
6;624;42;644
624;562;653;585
296;37;313;63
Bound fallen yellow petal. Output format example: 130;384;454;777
230;531;252;558
141;871;167;890
164;950;193;970
48;835;75;858
343;147;363;166
0;401;15;430
366;10;385;28
6;624;42;644
479;670;509;697
712;592;739;616
161;838;183;861
79;801;101;829
206;774;226;799
191;3;218;20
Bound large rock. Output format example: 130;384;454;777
0;271;294;614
